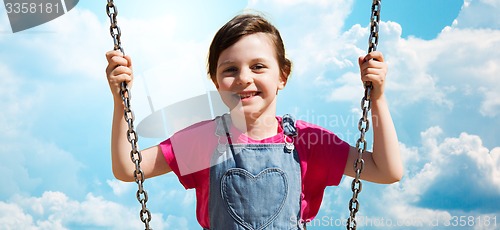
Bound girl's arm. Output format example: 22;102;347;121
106;50;172;182
343;51;403;184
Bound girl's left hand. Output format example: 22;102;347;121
358;51;388;101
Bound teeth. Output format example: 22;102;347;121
238;92;257;99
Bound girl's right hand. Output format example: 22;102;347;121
105;50;133;101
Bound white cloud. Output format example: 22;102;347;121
0;134;86;199
0;64;86;200
377;127;499;228
453;0;500;29
107;179;134;196
326;72;362;102
5;8;110;80
318;126;499;229
263;0;500;118
479;90;500;117
0;202;36;230
425;27;500;116
0;65;40;197
385;1;500;115
0;62;55;134
0;191;187;230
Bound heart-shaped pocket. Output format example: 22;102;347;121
221;168;288;230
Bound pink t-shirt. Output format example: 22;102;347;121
159;116;350;228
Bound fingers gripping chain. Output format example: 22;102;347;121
347;1;381;230
106;1;152;229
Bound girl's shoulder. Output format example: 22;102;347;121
293;119;335;135
278;115;327;130
163;118;218;177
288;118;347;149
171;118;217;140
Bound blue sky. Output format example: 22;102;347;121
0;0;499;229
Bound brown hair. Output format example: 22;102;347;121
207;13;292;86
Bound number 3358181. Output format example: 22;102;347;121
5;2;60;14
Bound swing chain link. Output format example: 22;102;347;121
106;1;152;229
347;0;381;230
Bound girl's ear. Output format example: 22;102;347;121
277;75;286;90
278;68;290;90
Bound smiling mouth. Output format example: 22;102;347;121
236;92;260;99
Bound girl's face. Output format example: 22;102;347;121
216;33;286;119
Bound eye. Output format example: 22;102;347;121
224;66;238;73
251;63;265;71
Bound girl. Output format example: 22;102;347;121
106;13;402;229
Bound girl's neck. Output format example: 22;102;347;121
229;111;279;140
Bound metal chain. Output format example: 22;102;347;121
346;0;381;230
106;1;152;229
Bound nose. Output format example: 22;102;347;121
235;68;253;85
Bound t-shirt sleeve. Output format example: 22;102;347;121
158;119;217;190
159;138;196;189
323;133;350;186
295;120;350;221
296;121;350;186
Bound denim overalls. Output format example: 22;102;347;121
207;114;306;230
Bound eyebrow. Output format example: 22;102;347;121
217;58;270;69
217;60;234;69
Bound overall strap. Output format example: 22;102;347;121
283;114;307;229
282;114;297;152
220;114;236;156
282;114;298;137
